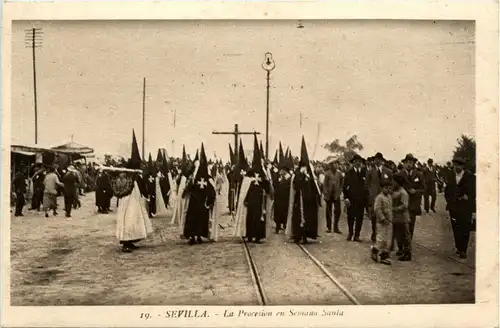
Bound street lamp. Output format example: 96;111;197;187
262;52;275;162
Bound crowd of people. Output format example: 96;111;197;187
11;132;476;265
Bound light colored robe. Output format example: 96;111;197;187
171;176;187;228
233;176;252;237
155;177;168;217
116;182;153;242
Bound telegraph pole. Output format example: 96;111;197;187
142;77;146;157
25;28;43;144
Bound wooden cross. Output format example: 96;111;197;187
212;124;260;164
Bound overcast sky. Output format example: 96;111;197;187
11;20;475;163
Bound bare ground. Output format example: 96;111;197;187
10;192;474;305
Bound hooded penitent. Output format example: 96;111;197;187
115;130;152;249
182;143;217;242
273;141;293;234
154;149;168;217
285;136;322;242
234;135;271;241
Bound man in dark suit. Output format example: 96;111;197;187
366;152;393;242
423;158;437;213
343;154;367;241
13;167;27;217
444;157;476;259
400;154;426;241
62;165;80;217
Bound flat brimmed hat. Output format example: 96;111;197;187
452;157;467;165
381;179;393;187
350;154;364;163
402;153;418;163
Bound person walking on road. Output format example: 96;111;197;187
13;167;27;217
400;154;426;241
371;180;393;265
392;174;412;261
62;165;80;218
43;166;64;218
444;157;476;259
323;160;343;234
343;154;367;242
423;158;437;213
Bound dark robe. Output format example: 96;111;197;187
95;173;113;211
291;171;320;240
145;174;156;216
244;178;270;240
183;178;216;238
227;168;237;212
159;174;171;207
274;173;291;229
31;170;46;210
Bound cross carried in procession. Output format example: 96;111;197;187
212;124;261;163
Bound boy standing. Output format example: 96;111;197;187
392;174;412;261
371;180;393;265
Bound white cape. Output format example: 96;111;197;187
285;174;296;237
233;176;252;237
116;181;153;242
171;176;187;228
208;178;220;242
155;177;168;217
167;172;177;209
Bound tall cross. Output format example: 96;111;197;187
212;124;261;164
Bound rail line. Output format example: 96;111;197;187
413;242;474;269
242;237;360;305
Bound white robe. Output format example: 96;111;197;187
116;182;153;242
233;177;253;237
155;177;168;217
171;176;187;228
208;179;220;242
167;172;177;209
285;174;296;237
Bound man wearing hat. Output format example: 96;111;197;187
62;165;80;218
423;158;437;213
342;154;367;241
400;153;426;241
444;156;476;259
367;152;393;242
29;163;46;211
323;160;344;234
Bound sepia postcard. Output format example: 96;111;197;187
1;1;499;327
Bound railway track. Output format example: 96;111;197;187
242;237;360;305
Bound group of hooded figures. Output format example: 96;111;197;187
106;130;322;252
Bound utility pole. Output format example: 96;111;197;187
262;52;276;161
171;108;176;158
142;77;146;158
25;28;43;144
212;124;260;163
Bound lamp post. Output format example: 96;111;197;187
262;52;275;161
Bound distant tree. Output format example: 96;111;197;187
323;135;364;162
453;134;476;173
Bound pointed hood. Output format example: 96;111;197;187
259;140;265;160
238;139;249;170
156;149;163;165
194;149;199;162
252;134;262;171
229;144;235;166
299;136;310;167
279;142;285;163
192;143;212;192
128;129;142;170
147;152;157;175
272;149;278;166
